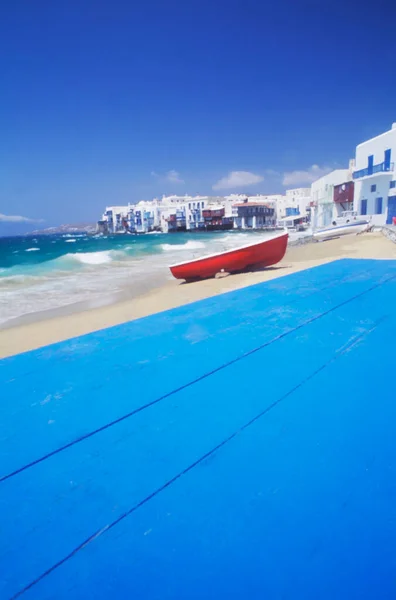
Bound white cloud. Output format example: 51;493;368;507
212;171;264;190
151;169;184;184
282;165;332;186
0;213;43;223
264;169;281;177
165;170;184;184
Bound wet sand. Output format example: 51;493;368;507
1;231;395;358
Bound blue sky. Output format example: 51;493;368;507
1;0;396;234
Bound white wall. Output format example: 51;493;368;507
353;124;396;225
310;170;351;228
275;188;311;221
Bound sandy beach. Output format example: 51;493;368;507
1;230;395;359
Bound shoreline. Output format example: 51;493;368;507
1;231;395;359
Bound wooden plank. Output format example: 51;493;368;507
1;259;394;481
19;316;396;600
1;260;396;598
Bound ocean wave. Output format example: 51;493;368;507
0;273;51;287
25;247;40;252
216;233;249;243
65;251;114;265
65;239;77;243
160;241;205;252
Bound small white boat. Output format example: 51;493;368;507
313;211;370;241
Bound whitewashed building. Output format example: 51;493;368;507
224;194;277;217
285;188;311;213
100;202;162;234
310;167;353;229
275;188;311;221
353;124;396;226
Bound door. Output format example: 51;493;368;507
386;197;396;224
361;199;367;215
368;155;374;175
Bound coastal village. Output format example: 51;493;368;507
5;1;396;597
98;122;396;235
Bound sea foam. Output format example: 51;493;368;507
160;241;205;252
66;251;114;265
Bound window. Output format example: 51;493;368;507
390;181;396;189
371;184;376;192
375;197;383;214
385;148;391;168
361;199;367;215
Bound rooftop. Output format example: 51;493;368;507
232;202;272;208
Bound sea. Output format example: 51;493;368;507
0;230;300;327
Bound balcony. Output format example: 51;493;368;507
353;161;394;180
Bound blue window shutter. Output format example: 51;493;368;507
385;149;391;169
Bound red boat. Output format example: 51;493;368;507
169;231;288;281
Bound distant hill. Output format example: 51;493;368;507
30;223;97;235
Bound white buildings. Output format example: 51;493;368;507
160;195;209;232
353;124;396;226
276;188;311;220
310;166;354;229
227;193;308;222
98;193;280;234
101;201;162;234
100;196;212;234
286;188;311;215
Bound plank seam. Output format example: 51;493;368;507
2;271;395;485
12;316;387;599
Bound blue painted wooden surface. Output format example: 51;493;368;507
1;258;396;599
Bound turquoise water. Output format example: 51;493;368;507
0;230;269;325
0;231;208;270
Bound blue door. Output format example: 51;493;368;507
386;197;396;224
361;199;367;215
368;155;374;175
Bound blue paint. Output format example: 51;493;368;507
385;148;391;169
386;197;396;224
1;260;387;480
375;197;383;214
361;199;368;215
1;259;396;599
368;154;374;175
285;207;299;216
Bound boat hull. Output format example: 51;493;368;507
313;220;369;241
170;232;289;281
